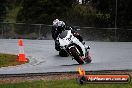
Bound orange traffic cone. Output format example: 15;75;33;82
18;39;27;62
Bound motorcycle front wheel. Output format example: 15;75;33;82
69;47;84;64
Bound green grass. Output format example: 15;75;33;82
0;79;131;88
0;53;26;67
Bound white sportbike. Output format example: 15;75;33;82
56;30;92;64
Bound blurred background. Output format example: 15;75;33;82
0;0;132;41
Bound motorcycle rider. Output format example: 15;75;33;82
51;19;84;51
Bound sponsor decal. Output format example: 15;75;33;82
77;66;131;84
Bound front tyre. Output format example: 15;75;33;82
69;47;84;64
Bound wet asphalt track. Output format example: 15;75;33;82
0;39;132;74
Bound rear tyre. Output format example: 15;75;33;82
69;47;84;64
59;49;69;57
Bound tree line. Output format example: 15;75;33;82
0;0;132;41
1;0;132;27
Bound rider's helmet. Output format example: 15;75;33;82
53;19;65;32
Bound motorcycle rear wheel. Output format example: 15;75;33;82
69;47;84;64
59;49;69;57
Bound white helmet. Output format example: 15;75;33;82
53;19;65;27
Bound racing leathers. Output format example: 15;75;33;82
51;26;83;51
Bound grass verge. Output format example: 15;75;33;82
0;78;131;88
0;53;28;67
